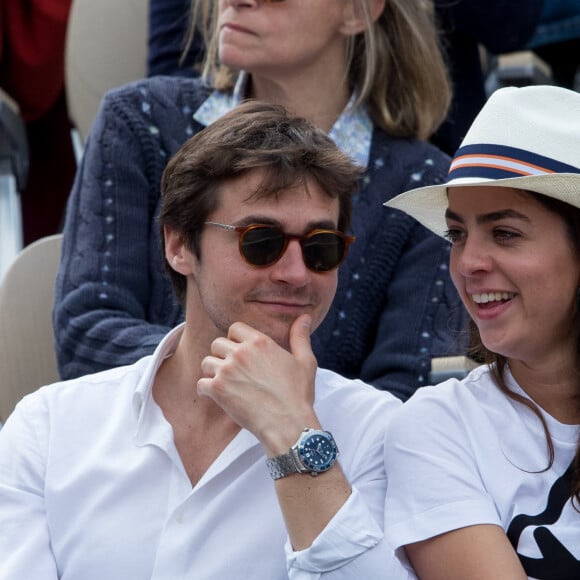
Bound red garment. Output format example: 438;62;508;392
0;0;73;121
0;0;75;245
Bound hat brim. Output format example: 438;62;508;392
384;174;580;238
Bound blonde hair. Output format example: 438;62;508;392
186;0;451;140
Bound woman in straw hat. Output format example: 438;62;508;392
383;85;580;579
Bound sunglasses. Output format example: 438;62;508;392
205;222;355;272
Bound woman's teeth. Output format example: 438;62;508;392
472;292;514;304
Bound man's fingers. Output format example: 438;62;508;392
210;336;234;358
200;354;219;378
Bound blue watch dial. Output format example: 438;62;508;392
298;430;338;473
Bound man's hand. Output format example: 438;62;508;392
199;313;353;551
197;314;320;455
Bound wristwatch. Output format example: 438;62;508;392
266;428;339;480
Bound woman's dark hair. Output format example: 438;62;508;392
468;191;580;507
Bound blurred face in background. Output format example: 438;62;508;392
217;0;353;79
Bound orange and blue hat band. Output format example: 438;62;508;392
447;144;580;181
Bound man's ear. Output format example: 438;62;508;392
340;0;385;36
164;225;194;275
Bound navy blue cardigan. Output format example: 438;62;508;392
54;76;467;400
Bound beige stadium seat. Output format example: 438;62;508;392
0;234;62;423
429;355;479;384
0;1;150;422
65;0;149;148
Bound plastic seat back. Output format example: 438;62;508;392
0;234;62;423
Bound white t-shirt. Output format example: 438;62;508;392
0;325;403;580
384;364;580;579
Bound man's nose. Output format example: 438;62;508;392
269;239;310;286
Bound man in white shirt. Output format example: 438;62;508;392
0;101;401;579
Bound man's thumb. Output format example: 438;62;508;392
289;314;313;358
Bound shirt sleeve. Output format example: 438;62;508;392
286;489;413;580
0;396;59;579
383;387;501;551
285;391;407;579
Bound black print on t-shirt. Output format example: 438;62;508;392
506;462;580;579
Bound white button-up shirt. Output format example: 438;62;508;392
0;325;401;579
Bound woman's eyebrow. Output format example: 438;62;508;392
445;208;463;223
476;209;530;225
445;208;530;224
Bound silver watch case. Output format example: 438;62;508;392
266;428;339;480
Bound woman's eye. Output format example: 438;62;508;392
493;228;519;241
443;228;464;243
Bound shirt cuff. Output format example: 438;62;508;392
285;487;383;574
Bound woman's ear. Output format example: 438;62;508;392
340;0;385;36
164;225;194;275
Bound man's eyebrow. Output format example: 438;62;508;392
445;208;531;225
236;216;338;231
235;215;278;227
308;219;338;231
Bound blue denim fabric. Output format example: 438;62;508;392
527;1;580;47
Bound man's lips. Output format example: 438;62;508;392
255;300;311;308
250;297;314;315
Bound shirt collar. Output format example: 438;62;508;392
131;324;266;469
329;93;373;168
194;73;372;168
193;72;248;127
132;323;185;425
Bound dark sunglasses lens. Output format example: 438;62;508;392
303;232;346;272
240;227;286;266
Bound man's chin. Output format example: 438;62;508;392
246;318;293;350
246;306;325;349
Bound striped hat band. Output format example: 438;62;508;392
448;144;580;182
384;85;580;238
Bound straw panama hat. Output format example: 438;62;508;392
384;85;580;237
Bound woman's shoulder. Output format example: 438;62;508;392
371;127;451;169
368;128;451;200
387;365;497;433
99;76;212;119
89;76;212;148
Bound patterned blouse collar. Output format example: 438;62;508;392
194;72;372;168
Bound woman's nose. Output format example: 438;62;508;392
452;237;493;277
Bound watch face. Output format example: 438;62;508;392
298;431;338;473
